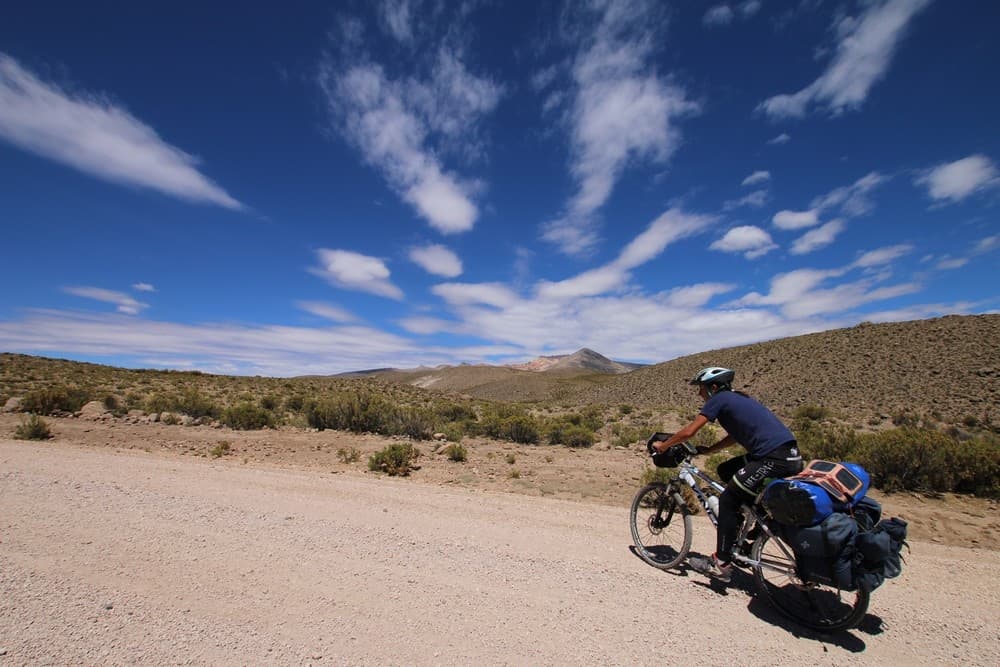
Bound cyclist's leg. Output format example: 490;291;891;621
717;483;755;562
716;454;746;484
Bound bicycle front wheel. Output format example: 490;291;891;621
751;532;869;632
629;482;692;570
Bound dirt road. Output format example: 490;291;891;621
2;439;997;665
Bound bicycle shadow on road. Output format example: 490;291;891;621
630;546;883;653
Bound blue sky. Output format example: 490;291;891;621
1;0;998;376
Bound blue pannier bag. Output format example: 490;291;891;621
775;512;859;590
762;478;836;526
852;516;908;592
762;460;871;526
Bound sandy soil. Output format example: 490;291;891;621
2;416;999;665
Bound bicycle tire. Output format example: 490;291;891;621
750;531;870;632
629;482;692;570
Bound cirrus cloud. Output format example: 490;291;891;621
0;53;242;210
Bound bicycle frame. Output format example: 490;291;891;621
669;458;799;577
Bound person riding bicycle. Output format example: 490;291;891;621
650;366;803;583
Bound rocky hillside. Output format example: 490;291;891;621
570;314;999;425
508;348;644;374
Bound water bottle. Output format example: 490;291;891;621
707;495;720;517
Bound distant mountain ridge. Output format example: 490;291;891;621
507;348;644;374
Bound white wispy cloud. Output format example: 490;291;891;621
790;219;846;255
934;256;968;270
704;1;762;27
767;132;791;145
773;209;820;230
310;248;404;300
0;53;242;210
296;301;357;323
735;243;920;318
723;189;769;210
542;0;699;256
132;283;156;292
703;5;735;26
852;243;913;268
409;243;463;277
975;235;999;254
379;0;416;43
539;207;714;298
811;171;886;217
319;14;502;234
62;286;149;315
759;0;932;119
709;225;777;259
742;170;771;186
916;154;1000;203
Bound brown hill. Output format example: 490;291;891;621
569;314;999;425
508;348;644;374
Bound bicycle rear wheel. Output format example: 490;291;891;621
751;532;869;632
630;482;692;570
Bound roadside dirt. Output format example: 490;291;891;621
2;417;999;665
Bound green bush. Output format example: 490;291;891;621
445;443;468;462
221;402;275;430
337;447;361;463
501;416;539;444
21;386;89;415
175;388;218;419
14;414;52;440
560;424;595;448
307;391;432;440
209;441;231;458
368;443;420;476
794;404;831;421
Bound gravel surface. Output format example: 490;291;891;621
2;439;998;666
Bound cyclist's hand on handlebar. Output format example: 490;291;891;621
645;432;673;454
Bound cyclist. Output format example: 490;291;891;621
651;366;803;583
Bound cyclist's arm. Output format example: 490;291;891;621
653;415;709;451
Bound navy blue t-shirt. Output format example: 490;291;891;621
700;390;795;459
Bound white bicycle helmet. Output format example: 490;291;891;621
689;366;735;388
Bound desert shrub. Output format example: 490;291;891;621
618;404;633;415
609;423;645;448
793;419;858;461
221;402;274;430
509;468;521;479
434;402;477;423
368;443;420;476
440;422;467;442
853;429;1000;497
284;394;307;413
175;388;218;419
337;447;361;463
560;425;595;448
307;391;431;438
209;441;231;458
891;410;921;428
145;392;176;415
502;415;539;444
14;414;52;440
21;386;90;415
505;453;516;465
445;443;468;462
382;406;435;440
794;404;831;421
260;394;280;411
